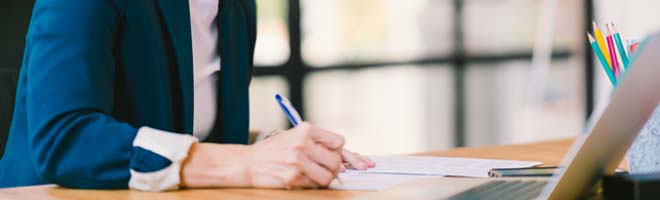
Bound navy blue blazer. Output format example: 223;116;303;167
0;0;256;188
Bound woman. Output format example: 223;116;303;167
0;0;374;191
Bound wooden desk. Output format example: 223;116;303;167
0;138;607;200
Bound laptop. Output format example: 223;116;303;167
353;33;660;200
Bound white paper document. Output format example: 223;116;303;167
329;156;542;191
362;156;542;178
329;171;440;191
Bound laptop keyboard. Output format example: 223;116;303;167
447;180;548;200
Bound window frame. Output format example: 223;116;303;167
252;0;595;147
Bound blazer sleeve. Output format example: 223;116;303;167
24;0;196;190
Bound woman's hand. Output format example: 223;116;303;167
180;122;346;189
244;122;345;189
259;124;375;171
341;149;375;171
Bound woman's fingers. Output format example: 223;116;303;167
306;143;342;173
288;175;318;189
298;155;336;186
297;122;345;151
341;149;375;170
354;152;376;167
341;149;369;170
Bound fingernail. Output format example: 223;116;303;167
340;164;346;172
358;162;368;170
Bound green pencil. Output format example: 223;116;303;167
588;33;617;86
611;23;629;69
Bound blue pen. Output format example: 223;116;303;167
275;93;344;184
275;93;303;126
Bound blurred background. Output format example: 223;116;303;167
2;0;660;157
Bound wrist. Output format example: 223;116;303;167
180;143;252;188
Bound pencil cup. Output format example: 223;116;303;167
626;104;660;174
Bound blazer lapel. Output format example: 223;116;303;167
155;0;194;133
205;0;252;144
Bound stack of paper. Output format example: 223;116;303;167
329;156;542;191
363;156;542;177
329;171;439;191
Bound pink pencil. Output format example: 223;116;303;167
605;23;620;79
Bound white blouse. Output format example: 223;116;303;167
190;0;221;141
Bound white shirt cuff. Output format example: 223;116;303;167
128;126;198;192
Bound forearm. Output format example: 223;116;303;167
180;143;252;188
29;111;137;189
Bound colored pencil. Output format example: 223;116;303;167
588;33;617;86
605;24;620;79
611;23;629;69
593;21;611;69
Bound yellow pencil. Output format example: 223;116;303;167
587;33;616;86
593;21;611;68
